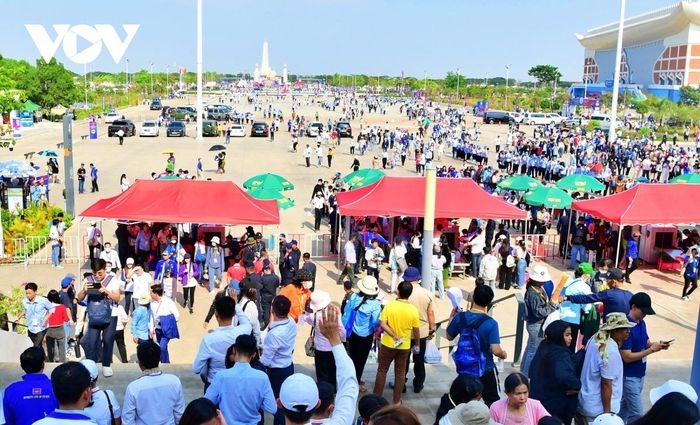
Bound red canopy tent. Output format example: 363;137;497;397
336;176;527;219
571;183;700;225
80;179;280;225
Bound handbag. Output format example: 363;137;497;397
397;257;409;273
304;314;316;357
424;339;442;364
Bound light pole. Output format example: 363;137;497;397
150;63;154;98
196;0;203;140
505;65;511;110
83;63;88;106
125;58;129;105
609;0;626;147
165;65;169;95
456;67;460;101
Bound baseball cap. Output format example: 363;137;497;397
630;292;655;315
228;280;240;292
80;359;99;381
279;233;286;238
291;239;298;245
279;373;319;413
60;277;73;288
592;414;624;425
126;258;135;265
650;379;698;405
285;242;293;249
606;268;625;281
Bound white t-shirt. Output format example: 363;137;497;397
84;388;121;425
578;337;624;417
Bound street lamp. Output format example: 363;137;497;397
125;58;129;104
505;65;511;109
456;67;460;101
150;63;154;98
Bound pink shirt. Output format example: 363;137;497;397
489;398;550;425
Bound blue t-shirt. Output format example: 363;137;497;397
621;316;649;378
447;311;500;372
3;374;57;425
684;256;699;279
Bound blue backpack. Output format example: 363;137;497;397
452;313;490;377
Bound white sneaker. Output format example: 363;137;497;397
682;296;689;301
102;366;113;377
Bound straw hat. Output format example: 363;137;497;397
357;276;379;296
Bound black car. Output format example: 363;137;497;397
335;121;352;137
250;121;269;137
150;98;162;110
107;119;136;137
166;121;186;137
483;111;513;124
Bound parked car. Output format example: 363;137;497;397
523;112;553;126
139;120;159;137
335;121;352;137
108;119;136;137
201;120;219;137
250;121;269;137
546;113;565;125
307;121;324;137
150;98;162;110
104;112;120;124
166;121;186;137
507;112;524;123
207;107;233;121
483;111;513;124
172;106;197;121
229;124;245;137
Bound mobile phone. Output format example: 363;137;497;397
662;339;674;344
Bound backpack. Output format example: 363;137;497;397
572;225;586;245
86;275;114;328
452;313;490;377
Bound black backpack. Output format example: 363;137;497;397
572;225;586;245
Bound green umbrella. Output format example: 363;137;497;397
556;174;605;192
247;188;295;210
343;168;385;188
669;173;700;184
523;186;573;209
496;175;541;192
243;173;294;191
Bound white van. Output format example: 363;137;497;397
590;114;611;128
523;112;555;126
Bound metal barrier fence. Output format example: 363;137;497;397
508;232;562;263
3;235;83;267
284;233;337;259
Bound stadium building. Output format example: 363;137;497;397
571;1;700;102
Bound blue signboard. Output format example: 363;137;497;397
604;80;614;88
89;119;97;139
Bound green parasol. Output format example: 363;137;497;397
496;175;541;192
555;174;605;192
247;188;295;210
669;173;700;184
523;186;573;209
243;173;295;191
343;168;385;188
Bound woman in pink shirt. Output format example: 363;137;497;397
489;372;551;425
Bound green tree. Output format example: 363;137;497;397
527;65;562;87
0;91;23;115
26;58;79;109
679;86;700;106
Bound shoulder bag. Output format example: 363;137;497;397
304;313;316;357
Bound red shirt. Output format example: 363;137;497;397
254;258;275;275
227;264;246;282
47;304;70;327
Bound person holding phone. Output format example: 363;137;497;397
619;292;671;423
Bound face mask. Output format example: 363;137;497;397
171;241;177;245
104;248;111;253
303;281;312;289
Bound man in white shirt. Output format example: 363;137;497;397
364;239;384;282
336;234;357;285
468;228;486;278
304;144;312;167
577;313;636;422
130;266;153;308
479;246;499;293
192;296;251;391
80;359;121;425
122;341;184;425
149;284;179;364
34;362;95;425
99;242;122;272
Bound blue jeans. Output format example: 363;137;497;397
520;321;543;376
619;376;644;423
207;267;221;292
570;244;586;269
471;253;482;278
51;244;60;266
267;364;294;425
78;178;85;193
155;328;171;363
517;258;527;287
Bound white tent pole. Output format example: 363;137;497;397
615;225;623;267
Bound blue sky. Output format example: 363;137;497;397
0;0;680;81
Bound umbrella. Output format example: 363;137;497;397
523;186;573;209
162;150;175;154
50;105;67;115
208;145;226;152
156;174;181;180
556;174;605;192
247;188;295;210
0;160;38;177
635;176;650;183
670;173;700;184
343;168;385;188
496;175;541;192
243;173;295;191
37;149;58;157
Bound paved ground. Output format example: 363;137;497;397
0;95;697;418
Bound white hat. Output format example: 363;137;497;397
446;401;497;425
211;236;220;245
138;294;152;306
515;236;523;242
80;359;99;381
650;379;698;405
592;413;624;425
309;291;331;312
497;234;507;240
279;373;319;412
529;265;551;283
446;287;463;310
126;257;135;265
89;221;97;226
357;276;379;296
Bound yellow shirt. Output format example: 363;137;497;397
380;299;420;350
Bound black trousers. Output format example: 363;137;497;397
314;349;338;390
625;258;639;280
683;276;698;297
480;368;500;407
114;329;127;363
91;179;99;192
348;332;374;382
267;364;294;425
28;329;47;354
314;208;323;230
183;286;196;309
403;337;427;388
85;317;117;367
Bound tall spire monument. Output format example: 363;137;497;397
261;41;271;76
